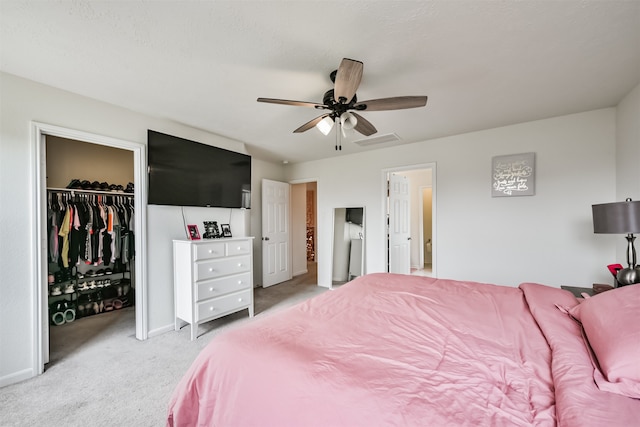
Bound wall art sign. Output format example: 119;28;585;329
491;152;535;197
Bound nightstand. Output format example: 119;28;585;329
561;283;615;298
561;286;594;298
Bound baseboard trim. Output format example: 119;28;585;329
147;323;175;338
293;269;308;277
0;367;35;388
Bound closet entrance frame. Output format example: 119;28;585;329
32;122;148;375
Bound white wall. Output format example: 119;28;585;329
0;72;283;386
286;109;619;289
615;82;640;262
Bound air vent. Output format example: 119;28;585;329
353;133;401;146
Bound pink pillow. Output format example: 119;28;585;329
569;285;640;398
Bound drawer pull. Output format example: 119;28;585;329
209;268;214;272
238;280;242;285
238;297;243;302
237;246;241;251
209;307;215;311
208;249;213;253
209;287;214;292
237;263;242;267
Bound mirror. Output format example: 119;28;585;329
332;207;365;287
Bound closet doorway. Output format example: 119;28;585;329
33;122;147;375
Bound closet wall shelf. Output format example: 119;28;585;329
47;187;134;196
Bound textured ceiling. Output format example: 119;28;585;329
1;1;639;163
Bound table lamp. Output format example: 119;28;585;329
592;198;640;286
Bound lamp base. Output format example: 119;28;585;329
616;267;640;286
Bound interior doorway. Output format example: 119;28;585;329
44;136;136;365
383;164;436;277
291;180;318;285
32;122;147;376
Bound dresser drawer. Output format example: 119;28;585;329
226;239;252;256
196;255;251;281
194;241;226;261
196;289;252;322
196;273;251;301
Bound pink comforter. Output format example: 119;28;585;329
167;274;640;426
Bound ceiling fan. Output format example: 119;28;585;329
257;58;428;150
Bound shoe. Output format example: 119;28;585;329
63;283;74;294
64;308;76;323
51;286;62;296
100;182;109;190
81;180;92;189
66;179;82;189
51;311;65;325
104;268;112;275
95;269;105;276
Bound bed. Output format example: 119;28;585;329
167;273;640;426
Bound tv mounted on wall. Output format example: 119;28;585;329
147;130;251;208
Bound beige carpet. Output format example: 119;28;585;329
0;264;324;427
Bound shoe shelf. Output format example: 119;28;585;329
48;267;134;325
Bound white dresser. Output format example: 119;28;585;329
173;237;254;340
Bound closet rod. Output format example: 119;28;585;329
47;187;134;197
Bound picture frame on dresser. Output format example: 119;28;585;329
220;224;232;237
187;224;200;240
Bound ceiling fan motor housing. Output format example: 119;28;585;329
321;89;362;119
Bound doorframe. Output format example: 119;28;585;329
381;163;437;277
31;122;148;375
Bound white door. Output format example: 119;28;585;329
388;173;411;274
262;179;292;287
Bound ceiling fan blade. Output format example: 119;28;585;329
351;113;377;136
334;58;363;104
353;96;428;111
293;114;331;133
257;97;326;109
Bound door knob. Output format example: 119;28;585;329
263;237;270;241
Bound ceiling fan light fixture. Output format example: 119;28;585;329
340;112;357;131
316;116;334;135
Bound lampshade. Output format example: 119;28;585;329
316;116;334;136
340;112;357;131
592;199;640;234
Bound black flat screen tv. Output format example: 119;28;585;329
148;130;251;208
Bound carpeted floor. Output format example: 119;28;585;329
0;264;323;427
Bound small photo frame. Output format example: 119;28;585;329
221;224;232;238
187;224;200;240
203;221;220;239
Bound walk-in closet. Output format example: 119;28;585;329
45;136;136;364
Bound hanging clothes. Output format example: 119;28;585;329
47;189;135;269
